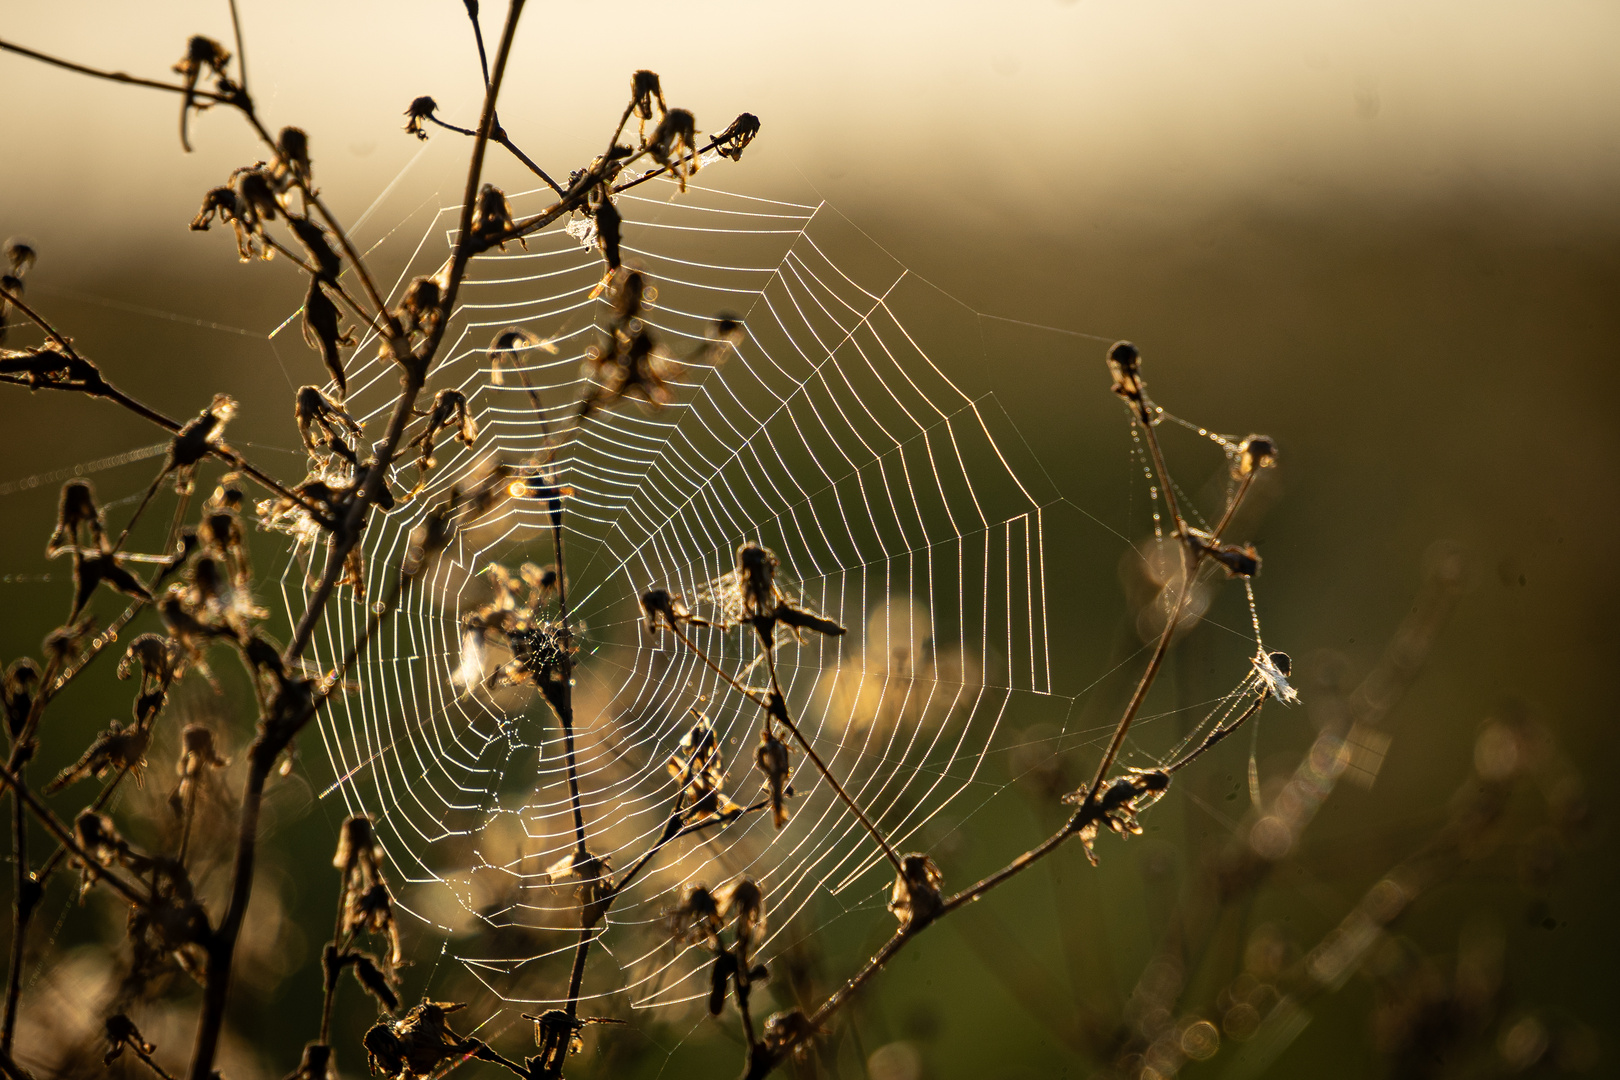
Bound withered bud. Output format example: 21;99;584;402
755;728;792;829
48;479;105;556
168;394;238;472
630;70;665;121
887;852;944;930
472;184;517;250
404;96;437;140
189;186;239;232
737;541;778;620
5;237;38;277
666;883;722;945
1107;340;1144;402
334;813;381;873
3;659;40;739
396;276;443;334
1237;434;1278;477
277;127;311;181
48;720;150;794
714;875;766;944
713;113;761;161
639;586;690;633
763;1010;822;1059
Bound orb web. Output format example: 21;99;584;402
281;173;1065;1017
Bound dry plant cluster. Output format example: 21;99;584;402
0;4;1597;1080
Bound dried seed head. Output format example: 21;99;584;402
277;127;312;182
1236;434;1278;477
48;479;105;556
473;184;518;250
3;659;40;739
713;113;761;161
168;394;238;477
737;541;778;621
755;727;792;828
888;853;945;930
404;96;438;140
666;883;722;945
631;70;666;122
334;814;381;874
396;275;443;334
715;875;767;947
1107;340;1144;403
5;238;38;277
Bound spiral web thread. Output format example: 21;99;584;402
276;170;1249;1023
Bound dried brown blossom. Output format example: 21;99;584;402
762;1010;822;1060
166;393;238;492
713;113;761;161
888;853;944;930
714;874;767;948
755;726;793;829
395;275;443;336
1062;769;1172;866
289;216;342;284
629;70;667;137
168;724;227;817
302;279;355;397
1188;528;1262;578
172;35;232;152
48;719;151;793
3;657;40;739
407;388;478;485
521;1010;626;1077
1107;339;1146;408
334;815;403;968
296;384;362;457
46;478;105;557
1236;433;1279;477
646;108;700;191
668;710;739;820
471;184;520;251
403;96;437;140
363;1001;476;1080
276;126;312;187
102;1013;155;1066
118;632;179;722
666;883;722;946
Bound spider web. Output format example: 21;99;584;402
285;170;1072;1014
258;163;1294;1048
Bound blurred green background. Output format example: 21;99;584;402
2;1;1616;1078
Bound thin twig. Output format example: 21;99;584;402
0;39;235;103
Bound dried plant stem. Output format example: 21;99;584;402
667;624;904;873
2;786;27;1055
0;39;235;103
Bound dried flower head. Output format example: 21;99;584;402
647;108;700;191
4;238;37;278
713;113;761;161
1062;769;1172;866
172;36;232;152
1252;649;1299;705
166;393;238;491
666;883;722;946
403;96;438;140
472;184;521;251
295;384;362;457
1236;434;1278;477
102;1014;156;1066
3;658;40;739
629;70;667;134
669;710;739;820
1107;339;1145;406
363;1001;474;1080
47;479;105;557
276;126;312;186
763;1010;823;1061
302;279;355;396
396;275;443;336
888;852;945;930
406;388;478;489
714;874;767;947
48;719;151;793
755;726;793;828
